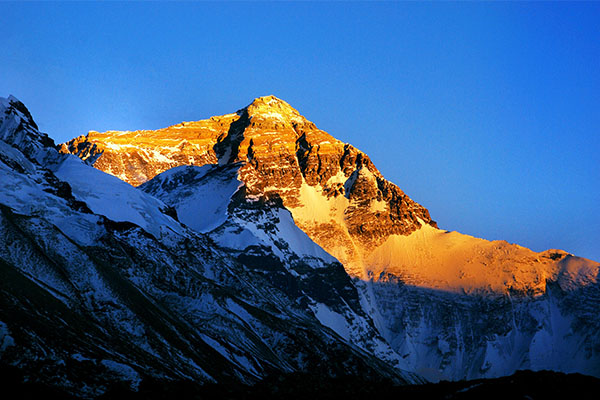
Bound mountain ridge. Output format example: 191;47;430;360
1;95;422;396
60;95;597;287
60;95;600;380
61;95;438;279
1;95;599;396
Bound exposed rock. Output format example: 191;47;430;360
4;94;600;388
0;95;420;397
61;96;436;278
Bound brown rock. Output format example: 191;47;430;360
60;95;437;278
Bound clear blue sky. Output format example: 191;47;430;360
1;2;599;261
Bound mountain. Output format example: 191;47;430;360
62;96;436;277
1;95;423;398
0;94;598;397
62;95;600;380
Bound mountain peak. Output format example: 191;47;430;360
60;95;436;276
241;95;307;125
0;95;56;162
1;95;38;130
246;95;295;111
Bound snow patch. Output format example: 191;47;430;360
0;321;15;352
274;208;337;263
100;359;141;388
54;155;184;238
310;303;350;340
143;165;242;233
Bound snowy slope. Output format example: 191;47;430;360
0;95;419;397
1;95;185;240
141;164;420;378
141;164;341;264
140;164;242;233
64;94;600;383
366;223;598;295
53;155;185;239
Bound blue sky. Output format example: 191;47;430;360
1;2;599;261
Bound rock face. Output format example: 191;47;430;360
1;96;422;397
61;95;600;383
62;96;436;278
3;94;598;395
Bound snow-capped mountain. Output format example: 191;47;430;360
1;94;598;397
0;96;421;398
62;95;600;381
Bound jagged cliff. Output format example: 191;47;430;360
60;96;600;381
1;95;422;397
62;96;438;278
1;94;597;396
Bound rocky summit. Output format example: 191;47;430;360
62;96;437;278
0;95;598;398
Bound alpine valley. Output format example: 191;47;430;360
1;95;599;398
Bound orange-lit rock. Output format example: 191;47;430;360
61;114;238;186
62;96;436;277
61;95;598;289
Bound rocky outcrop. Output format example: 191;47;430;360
7;95;600;385
61;95;436;277
60;114;237;186
1;96;56;164
1;95;421;396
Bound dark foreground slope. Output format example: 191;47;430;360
1;366;599;400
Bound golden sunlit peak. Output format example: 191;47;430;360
250;94;287;106
243;95;304;121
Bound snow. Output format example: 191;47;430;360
0;145;104;247
51;214;105;247
556;254;599;290
144;165;335;264
225;215;284;260
226;299;255;325
142;165;242;233
365;222;594;294
142;148;177;164
310;303;350;340
293;181;349;223
288;179;365;276
0;321;15;352
254;111;286;121
528;298;577;372
438;338;451;355
0;138;36;173
370;199;387;213
0;95;58;165
212;205;336;268
2;99;186;244
325;170;349;185
54;155;184;238
171;177;239;232
211;224;262;250
274;208;337;263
